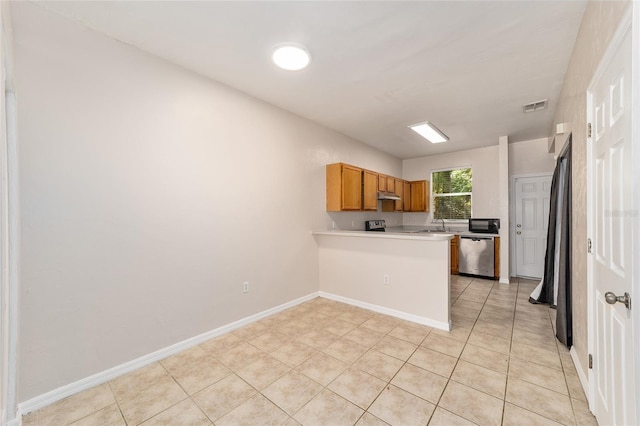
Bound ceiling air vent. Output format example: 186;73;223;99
522;99;548;113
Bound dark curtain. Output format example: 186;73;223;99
533;157;562;305
555;142;572;347
530;137;572;347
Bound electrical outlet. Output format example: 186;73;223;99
243;281;249;293
383;274;390;285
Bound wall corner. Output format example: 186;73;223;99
498;136;510;282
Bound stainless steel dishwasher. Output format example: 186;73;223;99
459;235;495;278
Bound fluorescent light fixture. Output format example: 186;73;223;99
409;121;449;143
272;43;311;71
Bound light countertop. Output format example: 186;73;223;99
312;229;454;241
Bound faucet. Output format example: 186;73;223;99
439;218;446;232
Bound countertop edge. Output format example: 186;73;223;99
312;230;454;241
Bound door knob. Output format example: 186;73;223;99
605;292;631;310
516;224;522;228
516;231;521;235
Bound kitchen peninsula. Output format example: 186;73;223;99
313;230;452;331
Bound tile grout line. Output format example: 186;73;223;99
507;279;579;426
430;276;492;425
432;276;475;410
322;314;431;425
502;277;521;426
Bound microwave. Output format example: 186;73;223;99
468;218;500;234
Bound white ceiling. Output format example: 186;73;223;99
35;1;587;159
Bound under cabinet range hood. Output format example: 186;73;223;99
377;191;401;201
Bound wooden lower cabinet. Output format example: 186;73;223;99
450;235;459;275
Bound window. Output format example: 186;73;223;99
432;167;472;220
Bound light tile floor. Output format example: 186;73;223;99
23;276;598;425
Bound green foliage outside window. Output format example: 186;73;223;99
432;168;472;220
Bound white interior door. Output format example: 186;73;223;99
514;175;552;279
588;25;636;426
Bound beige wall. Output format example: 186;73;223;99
509;138;555;177
13;3;402;401
402;145;500;226
551;0;630;375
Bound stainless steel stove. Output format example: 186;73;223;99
365;220;386;232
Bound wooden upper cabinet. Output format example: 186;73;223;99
410;180;430;212
378;174;387;192
363;170;378;211
327;162;422;213
394;178;404;211
403;181;411;211
326;163;362;211
386;176;395;194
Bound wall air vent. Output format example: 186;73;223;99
522;99;548;113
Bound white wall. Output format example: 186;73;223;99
508;137;555;177
0;2;8;420
13;2;402;401
402;145;500;226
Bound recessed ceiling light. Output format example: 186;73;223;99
409;122;449;143
272;43;311;71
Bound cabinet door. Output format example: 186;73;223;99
387;176;395;193
342;165;362;210
394;179;404;211
403;181;411;211
424;181;430;212
451;235;459;274
363;170;378;211
378;174;387;192
410;180;430;212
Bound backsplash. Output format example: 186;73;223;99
326;210;470;232
326;211;402;231
402;213;469;232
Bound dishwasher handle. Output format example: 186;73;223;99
460;235;494;242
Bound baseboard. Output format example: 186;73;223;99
18;292;319;416
7;407;21;426
318;291;450;331
570;346;590;400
